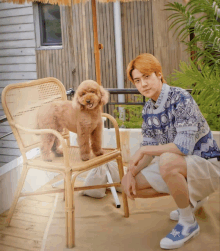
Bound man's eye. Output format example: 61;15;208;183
82;93;85;96
134;80;139;83
91;91;95;93
144;75;149;79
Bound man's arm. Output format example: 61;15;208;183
141;143;185;157
129;143;185;177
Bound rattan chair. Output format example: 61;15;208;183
1;77;129;248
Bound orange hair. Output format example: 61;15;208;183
127;53;166;84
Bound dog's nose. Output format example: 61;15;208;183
86;100;90;104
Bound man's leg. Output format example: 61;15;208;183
121;171;168;199
134;172;168;198
159;152;200;249
159;152;189;209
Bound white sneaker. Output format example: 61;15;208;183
170;197;209;221
160;219;200;249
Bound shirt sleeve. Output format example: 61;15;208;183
141;137;159;147
173;93;198;155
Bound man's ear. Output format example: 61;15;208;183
100;86;109;105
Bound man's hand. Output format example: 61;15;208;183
121;171;136;200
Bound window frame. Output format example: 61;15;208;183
33;2;63;50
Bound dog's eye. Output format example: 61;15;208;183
91;91;95;93
81;93;86;96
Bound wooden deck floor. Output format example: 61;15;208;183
0;174;64;251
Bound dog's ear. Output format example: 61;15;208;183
72;93;84;110
99;86;109;105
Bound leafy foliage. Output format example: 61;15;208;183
165;0;220;73
113;95;144;128
168;61;220;131
166;0;220;131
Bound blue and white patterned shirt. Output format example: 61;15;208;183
141;83;220;160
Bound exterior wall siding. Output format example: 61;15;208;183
0;0;37;166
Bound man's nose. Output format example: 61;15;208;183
141;78;148;86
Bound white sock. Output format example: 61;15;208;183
178;205;194;224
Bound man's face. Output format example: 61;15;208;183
132;69;163;101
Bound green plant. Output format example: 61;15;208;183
113;95;144;128
165;0;220;73
168;60;220;131
165;0;220;131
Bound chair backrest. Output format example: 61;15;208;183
2;77;67;152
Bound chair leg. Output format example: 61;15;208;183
65;171;75;248
116;156;129;218
63;180;66;201
6;165;29;226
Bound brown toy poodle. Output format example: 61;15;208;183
37;80;109;161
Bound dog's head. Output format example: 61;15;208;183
73;80;109;110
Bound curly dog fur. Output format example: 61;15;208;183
37;80;109;161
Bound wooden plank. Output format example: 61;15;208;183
0;233;41;251
10;211;50;224
0;134;15;141
72;4;80;88
0;126;11;133
17;199;54;210
0;141;19;148
0;244;26;251
0;227;43;242
88;1;95;81
0;121;9;126
0;7;33;18
0;23;34;33
0;40;35;49
0;72;37;80
148;0;154;54
0;31;35;41
0;218;46;233
0;48;35;57
0;148;21;156
0;2;32;10
0;155;19;163
0;15;34;25
0;56;36;65
77;3;83;84
0;64;36;72
0;80;32;87
14;206;51;217
25;194;55;203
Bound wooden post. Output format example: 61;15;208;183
91;0;101;85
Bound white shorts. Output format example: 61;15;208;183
141;155;220;207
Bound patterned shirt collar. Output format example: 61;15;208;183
150;83;170;110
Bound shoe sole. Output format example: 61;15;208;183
160;226;200;249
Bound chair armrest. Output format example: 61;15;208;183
101;113;121;150
11;122;70;165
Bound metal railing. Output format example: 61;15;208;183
1;88;193;139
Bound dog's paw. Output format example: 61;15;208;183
41;151;54;162
93;149;104;156
55;148;63;157
81;153;90;161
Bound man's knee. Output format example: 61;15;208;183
159;152;186;179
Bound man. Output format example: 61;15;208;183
122;53;220;249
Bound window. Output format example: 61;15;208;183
38;3;62;46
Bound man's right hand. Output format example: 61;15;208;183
121;171;136;200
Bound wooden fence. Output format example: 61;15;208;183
36;0;188;92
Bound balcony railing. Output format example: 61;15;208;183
0;88;193;139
